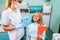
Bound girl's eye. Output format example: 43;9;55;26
36;15;39;17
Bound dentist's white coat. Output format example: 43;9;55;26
1;8;24;40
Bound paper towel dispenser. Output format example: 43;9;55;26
43;5;51;13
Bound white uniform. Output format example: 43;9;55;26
26;23;46;40
1;8;24;40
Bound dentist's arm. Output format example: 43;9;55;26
2;12;16;31
3;17;28;31
2;13;28;31
3;25;15;31
3;23;25;31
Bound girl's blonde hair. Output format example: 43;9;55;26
31;12;44;25
4;0;12;10
37;12;43;25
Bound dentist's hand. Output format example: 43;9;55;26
15;17;29;29
15;23;26;29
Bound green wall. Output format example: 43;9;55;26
0;0;46;5
23;0;47;5
50;0;60;33
0;0;6;4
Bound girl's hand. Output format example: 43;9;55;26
36;36;42;40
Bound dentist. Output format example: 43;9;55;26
1;0;27;40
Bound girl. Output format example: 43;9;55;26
26;12;46;40
1;0;27;40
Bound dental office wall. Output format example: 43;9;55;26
0;0;60;33
50;0;60;33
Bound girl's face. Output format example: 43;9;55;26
33;13;40;22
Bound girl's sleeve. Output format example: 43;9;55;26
1;11;9;25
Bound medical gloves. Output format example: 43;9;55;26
15;17;29;29
15;23;26;29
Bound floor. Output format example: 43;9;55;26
0;32;52;40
